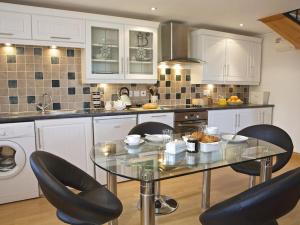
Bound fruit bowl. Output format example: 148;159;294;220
227;101;244;105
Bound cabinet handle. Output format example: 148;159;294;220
0;32;13;36
121;57;124;73
113;125;121;128
238;114;241;127
227;64;230;76
50;36;72;40
151;115;167;118
37;128;43;150
234;113;238;128
126;57;129;74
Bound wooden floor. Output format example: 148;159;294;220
1;154;300;225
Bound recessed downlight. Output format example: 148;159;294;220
4;43;12;46
151;7;158;11
50;45;57;49
239;23;244;27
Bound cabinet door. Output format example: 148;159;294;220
138;113;174;128
35;118;94;176
261;107;273;124
0;11;31;39
202;35;226;83
226;39;249;82
124;25;157;81
32;15;85;43
208;110;237;134
237;108;260;132
85;21;124;81
248;42;262;84
93;115;137;184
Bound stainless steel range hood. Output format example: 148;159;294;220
160;21;204;64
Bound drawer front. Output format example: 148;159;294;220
0;11;31;39
138;112;174;128
32;15;85;43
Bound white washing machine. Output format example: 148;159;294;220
0;122;39;204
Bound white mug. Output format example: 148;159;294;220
151;95;158;103
105;101;112;110
125;135;141;145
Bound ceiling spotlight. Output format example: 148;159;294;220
4;43;12;47
151;7;157;11
239;23;244;27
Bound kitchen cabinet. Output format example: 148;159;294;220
84;21;158;84
190;29;262;85
35;118;94;176
208;107;273;134
0;11;31;39
138;112;174;128
93;115;137;184
32;15;85;43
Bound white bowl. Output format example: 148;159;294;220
200;141;221;152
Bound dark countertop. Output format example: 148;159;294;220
0;104;274;123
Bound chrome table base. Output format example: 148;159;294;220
107;172;118;225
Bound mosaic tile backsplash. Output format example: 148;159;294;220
0;45;249;113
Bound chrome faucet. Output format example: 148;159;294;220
36;93;53;113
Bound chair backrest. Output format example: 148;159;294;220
200;167;300;225
238;124;294;172
128;122;174;137
30;151;119;224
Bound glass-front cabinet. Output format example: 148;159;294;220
85;21;124;81
84;21;158;83
125;26;157;81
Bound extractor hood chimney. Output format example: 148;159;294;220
160;21;204;64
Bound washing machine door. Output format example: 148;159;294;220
0;141;26;180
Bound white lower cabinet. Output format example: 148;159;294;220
93;115;137;184
34;118;94;176
208;107;273;134
138;112;174;128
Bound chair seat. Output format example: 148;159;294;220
57;186;122;225
231;160;261;176
57;210;93;225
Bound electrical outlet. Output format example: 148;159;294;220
140;90;147;97
203;90;210;96
134;91;140;97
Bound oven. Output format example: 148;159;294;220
174;111;208;134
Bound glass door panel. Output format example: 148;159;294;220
91;26;120;75
128;30;154;75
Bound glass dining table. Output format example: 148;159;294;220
90;135;286;225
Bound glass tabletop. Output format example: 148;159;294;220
90;135;286;182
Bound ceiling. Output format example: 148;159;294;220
4;0;300;35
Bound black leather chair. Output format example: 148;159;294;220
129;122;178;214
200;167;300;225
30;151;123;225
231;124;294;187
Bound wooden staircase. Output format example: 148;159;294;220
260;9;300;49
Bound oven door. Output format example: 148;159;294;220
0;141;26;180
175;120;207;134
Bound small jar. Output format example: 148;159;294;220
186;137;199;153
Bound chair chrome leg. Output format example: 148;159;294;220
137;181;178;215
260;157;273;183
249;176;256;188
202;170;211;210
107;172;118;225
140;181;155;225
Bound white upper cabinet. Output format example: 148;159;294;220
202;35;226;83
191;29;262;85
85;21;124;81
0;11;31;39
84;21;158;84
124;25;157;81
225;39;249;83
32;15;85;43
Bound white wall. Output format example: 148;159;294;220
251;32;300;152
